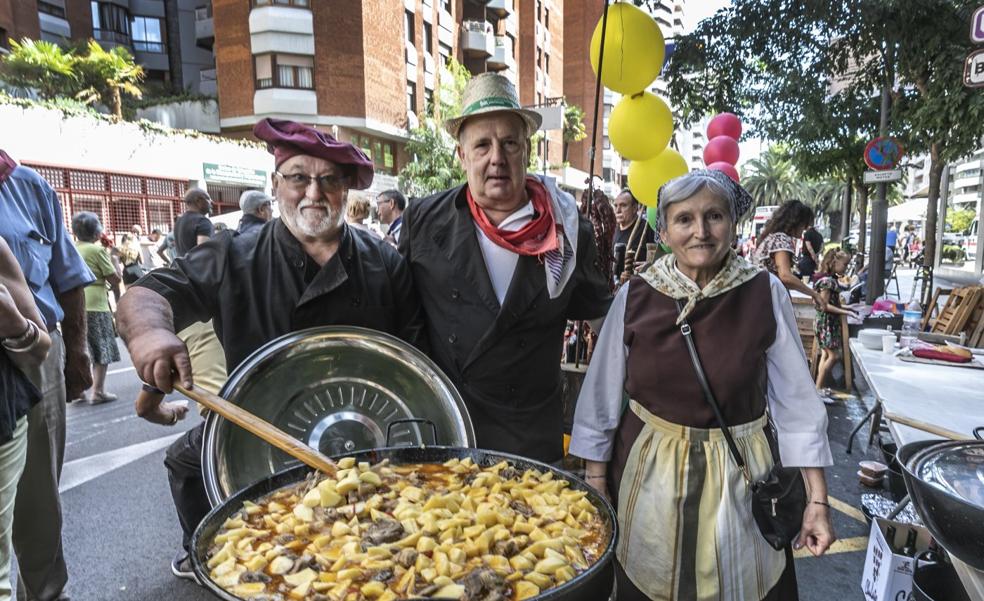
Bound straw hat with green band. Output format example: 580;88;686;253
445;72;542;138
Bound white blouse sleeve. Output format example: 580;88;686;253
765;274;834;467
568;283;629;462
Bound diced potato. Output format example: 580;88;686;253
288;580;310;599
302;488;321;508
337;457;356;470
416;536;437;553
211;557;236;577
534;554;567;575
268;555;294;575
555;565;576;583
432;583;464;599
283;568;317;587
244;555;268;572
360;580;387;597
230;582;266;597
336;567;363;581
524;571;553;589
359;470;382;486
331;521;351;537
515;581;540;600
400;486;423;502
293;504;314;522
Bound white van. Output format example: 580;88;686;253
752;205;778;242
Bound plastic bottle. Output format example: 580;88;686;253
901;300;922;348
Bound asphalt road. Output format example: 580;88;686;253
39;332;899;601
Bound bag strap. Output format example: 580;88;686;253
674;299;752;483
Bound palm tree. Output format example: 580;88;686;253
0;38;76;99
805;178;847;242
740;147;807;212
74;41;145;119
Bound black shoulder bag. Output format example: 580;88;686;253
675;299;806;551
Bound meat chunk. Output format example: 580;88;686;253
274;533;296;545
371;568;394;582
509;500;534;518
240;571;271;584
461;567;510;601
492;539;521;557
363;519;405;546
499;465;521;480
395;547;418;569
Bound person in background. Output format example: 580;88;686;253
572;170;834;601
0;237;51;601
754;199;824;306
612;189;655;284
173;188;213;256
798;223;824;281
99;232;124;304
0;149;94;601
376;189;405;245
885;224;899;260
237;190;274;235
71;212;121;405
813;249;857;403
901;224;917;265
137;228;164;272
345;192;381;238
118;232;144;286
156;231;176;266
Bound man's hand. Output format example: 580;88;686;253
0;283;29;338
64;345;92;400
128;328;193;393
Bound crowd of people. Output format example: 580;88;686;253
0;72;842;601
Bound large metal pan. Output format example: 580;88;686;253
898;428;984;570
192;446;617;601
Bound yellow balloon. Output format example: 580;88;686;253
609;92;674;161
590;3;665;95
627;148;688;208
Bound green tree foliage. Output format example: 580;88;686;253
946;208;976;234
740;147;805;210
0;38;76;99
562;104;587;144
74;41;145;119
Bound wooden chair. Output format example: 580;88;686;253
928;286;983;335
921;287;951;332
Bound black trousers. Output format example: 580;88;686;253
614;545;799;601
163;423;210;553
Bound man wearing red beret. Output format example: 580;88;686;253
115;118;425;580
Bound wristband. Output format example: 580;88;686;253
2;320;39;352
811;500;830;508
142;383;166;395
585;475;606;480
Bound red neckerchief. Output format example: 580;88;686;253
0;150;17;184
467;177;558;256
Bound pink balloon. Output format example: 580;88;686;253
707;161;740;182
707;112;742;140
703;136;740;166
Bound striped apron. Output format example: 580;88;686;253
616;400;786;601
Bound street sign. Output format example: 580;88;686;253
863;169;903;184
964;49;984;88
972;5;984;43
202;162;268;187
864;137;905;170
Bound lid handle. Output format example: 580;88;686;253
386;418;439;447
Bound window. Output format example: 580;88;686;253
252;0;309;7
423;21;433;54
603;135;611;150
38;1;67;18
405;10;415;44
131;16;164;53
438;42;452;66
424;87;433;110
91;1;131;43
506;33;515;58
544;8;549;29
544;53;549;74
603;167;615;182
442;0;451;12
254;54;314;90
536;48;542;68
407;80;417;113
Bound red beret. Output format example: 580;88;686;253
253;118;374;190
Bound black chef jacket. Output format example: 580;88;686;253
400;185;612;463
136;219;425;371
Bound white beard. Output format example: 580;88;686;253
282;199;345;238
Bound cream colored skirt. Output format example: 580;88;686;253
616;400;786;601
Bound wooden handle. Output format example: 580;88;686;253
175;384;337;476
883;411;969;441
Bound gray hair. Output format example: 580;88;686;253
71;211;103;242
656;170;751;231
239;190;273;215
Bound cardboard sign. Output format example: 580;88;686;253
861;518;931;601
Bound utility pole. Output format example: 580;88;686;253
840;181;852;248
866;44;894;303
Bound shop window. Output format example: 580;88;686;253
131;16;164;53
254;54;314;90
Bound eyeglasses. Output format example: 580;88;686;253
275;172;346;192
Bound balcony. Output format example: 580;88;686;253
487;36;515;70
93;29;131;50
487;0;511;17
461;21;493;57
250;5;315;55
39;12;71;40
199;67;217;96
195;6;214;48
254;88;317;116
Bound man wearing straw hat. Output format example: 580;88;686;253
399;73;611;464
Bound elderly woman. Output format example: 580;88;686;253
753;199;822;304
345;191;381;238
72;212;121;404
570;170;835;601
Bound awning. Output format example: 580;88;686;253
887;198;927;223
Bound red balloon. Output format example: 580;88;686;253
707;112;742;140
707;161;740;182
703;136;740;166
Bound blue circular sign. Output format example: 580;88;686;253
864;137;905;170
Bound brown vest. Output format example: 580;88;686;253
609;271;777;496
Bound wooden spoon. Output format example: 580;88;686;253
175;384;337;477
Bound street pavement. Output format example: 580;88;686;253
40;308;913;600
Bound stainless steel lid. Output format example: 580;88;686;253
201;326;475;505
914;441;984;510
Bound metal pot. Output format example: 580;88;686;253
898;430;984;570
201;327;476;505
192;446;617;601
911;552;971;601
